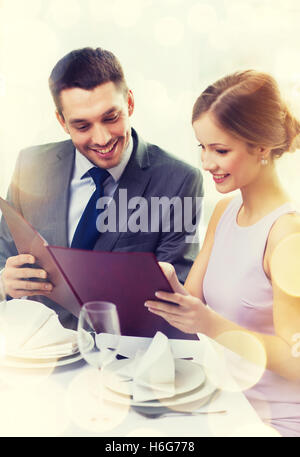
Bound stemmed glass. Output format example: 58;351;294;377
72;301;129;432
77;300;121;372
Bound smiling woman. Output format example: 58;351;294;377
146;70;300;437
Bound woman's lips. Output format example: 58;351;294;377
212;173;230;183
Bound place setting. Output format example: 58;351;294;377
0;298;92;369
76;300;224;419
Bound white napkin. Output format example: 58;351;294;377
115;331;176;402
0;299;78;358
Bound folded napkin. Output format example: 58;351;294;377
0;299;78;358
114;331;176;402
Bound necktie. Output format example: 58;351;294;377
71;167;109;250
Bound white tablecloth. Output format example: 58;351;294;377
0;334;278;437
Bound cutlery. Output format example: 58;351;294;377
132;405;227;419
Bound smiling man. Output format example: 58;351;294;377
0;47;203;329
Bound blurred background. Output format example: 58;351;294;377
1;0;300;232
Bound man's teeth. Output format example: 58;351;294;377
92;140;117;154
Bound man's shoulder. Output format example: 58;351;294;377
141;137;201;179
20;139;74;160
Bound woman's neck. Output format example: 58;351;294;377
238;164;290;226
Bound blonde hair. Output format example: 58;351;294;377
192;70;300;158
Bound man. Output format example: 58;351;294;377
0;47;203;329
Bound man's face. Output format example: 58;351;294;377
56;81;134;169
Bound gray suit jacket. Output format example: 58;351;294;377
0;129;203;328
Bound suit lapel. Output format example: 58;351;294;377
94;130;151;251
43;140;75;247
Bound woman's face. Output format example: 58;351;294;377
193;112;264;194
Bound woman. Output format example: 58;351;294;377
145;70;300;437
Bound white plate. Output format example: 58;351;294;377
6;348;80;360
4;330;94;362
103;365;217;408
0;351;84;368
1;333;94;368
102;358;205;399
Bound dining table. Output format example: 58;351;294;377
0;331;279;439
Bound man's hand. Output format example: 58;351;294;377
2;254;53;298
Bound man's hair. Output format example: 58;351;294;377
49;47;128;114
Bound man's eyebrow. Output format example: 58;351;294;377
102;106;120;116
69;107;119;124
69;118;88;125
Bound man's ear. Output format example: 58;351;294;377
127;90;134;117
55;111;69;134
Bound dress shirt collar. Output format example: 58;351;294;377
73;135;133;182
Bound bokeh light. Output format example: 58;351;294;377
187;2;218;35
126;427;165;437
210;331;267;392
113;0;143;28
270;233;300;297
47;0;81;28
154;17;184;47
0;380;69;436
66;367;130;433
229;423;281;437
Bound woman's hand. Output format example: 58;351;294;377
145;289;211;334
158;261;189;295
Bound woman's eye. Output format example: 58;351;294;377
216;149;229;154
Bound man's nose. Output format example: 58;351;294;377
91;124;112;146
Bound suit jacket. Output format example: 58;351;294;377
0;128;203;328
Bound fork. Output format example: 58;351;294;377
132;405;227;419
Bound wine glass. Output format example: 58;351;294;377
77;300;121;371
74;302;129;431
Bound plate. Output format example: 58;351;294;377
1;333;94;368
0;351;84;368
103;364;217;408
102;358;205;399
4;330;94;363
6;348;80;360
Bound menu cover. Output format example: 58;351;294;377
0;196;197;339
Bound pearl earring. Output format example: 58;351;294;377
261;157;268;166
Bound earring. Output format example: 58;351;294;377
261;157;268;166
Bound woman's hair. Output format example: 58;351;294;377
192;70;300;158
49;47;128;115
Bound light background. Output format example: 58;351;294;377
1;0;300;230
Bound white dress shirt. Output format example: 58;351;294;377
68;136;133;246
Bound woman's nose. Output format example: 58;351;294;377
201;150;216;171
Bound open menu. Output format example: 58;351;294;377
0;196;197;339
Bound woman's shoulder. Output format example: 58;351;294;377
265;208;300;270
209;196;236;227
268;210;300;249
